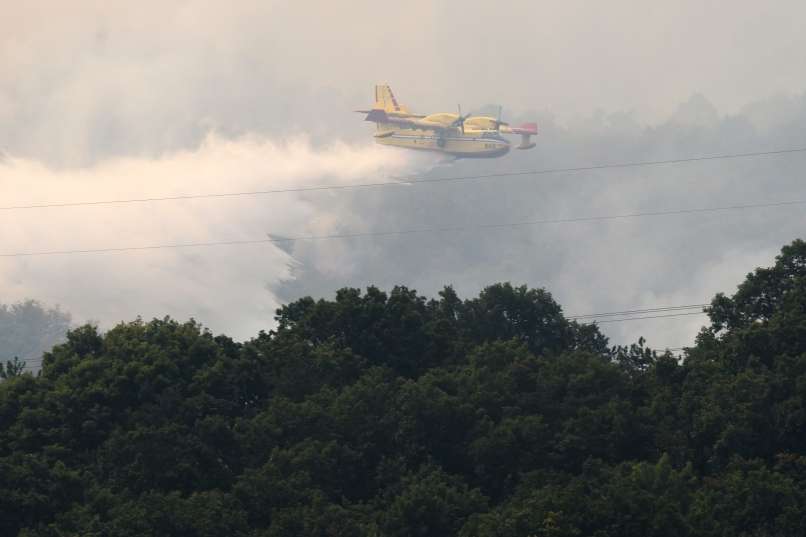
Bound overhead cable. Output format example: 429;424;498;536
2;198;803;258
2;147;805;212
567;303;708;319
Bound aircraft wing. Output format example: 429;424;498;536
362;109;453;131
355;109;426;119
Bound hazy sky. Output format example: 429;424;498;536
4;1;806;165
2;1;806;347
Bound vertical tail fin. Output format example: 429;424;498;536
373;84;409;114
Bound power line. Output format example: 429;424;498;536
2;147;805;212
2;198;803;258
568;303;708;319
591;311;706;324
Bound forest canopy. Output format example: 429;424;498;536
1;239;805;536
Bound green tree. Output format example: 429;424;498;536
1;242;805;537
0;356;26;379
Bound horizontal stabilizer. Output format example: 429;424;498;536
365;109;389;123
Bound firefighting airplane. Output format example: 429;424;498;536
357;85;537;158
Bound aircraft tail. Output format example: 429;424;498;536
373;84;409;114
510;122;538;150
364;108;396;135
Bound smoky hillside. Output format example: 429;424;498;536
1;239;805;536
275;93;806;349
0;301;70;372
5;1;806;350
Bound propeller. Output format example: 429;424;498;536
451;104;471;134
494;105;509;131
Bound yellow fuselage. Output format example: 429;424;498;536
374;127;510;158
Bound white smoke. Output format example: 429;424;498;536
0;134;422;339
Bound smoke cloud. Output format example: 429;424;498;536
276;95;806;349
0;136;420;339
3;1;806;349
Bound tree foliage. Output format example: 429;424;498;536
1;241;806;535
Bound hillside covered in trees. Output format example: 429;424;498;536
1;239;805;536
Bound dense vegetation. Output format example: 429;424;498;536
1;240;805;536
